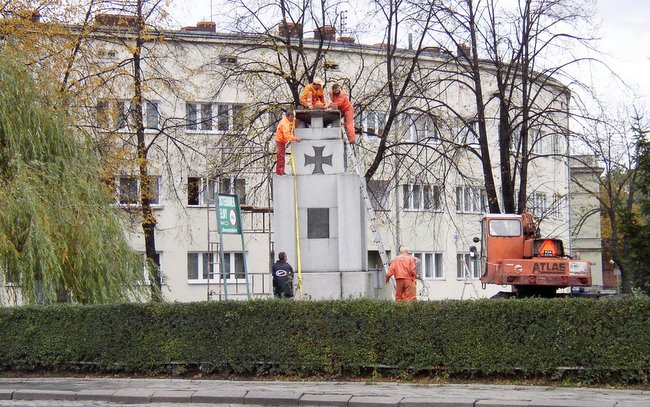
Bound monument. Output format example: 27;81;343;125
272;110;374;299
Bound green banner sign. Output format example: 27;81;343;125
217;194;242;235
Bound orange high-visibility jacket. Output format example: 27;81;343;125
300;84;325;108
386;253;418;281
328;89;353;111
275;116;298;143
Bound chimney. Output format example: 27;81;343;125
95;13;138;28
278;20;303;38
457;43;471;58
196;21;216;33
408;33;413;50
314;25;336;41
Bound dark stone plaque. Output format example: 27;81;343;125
307;208;330;239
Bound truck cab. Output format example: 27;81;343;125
477;214;591;296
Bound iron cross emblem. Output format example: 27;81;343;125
304;145;333;174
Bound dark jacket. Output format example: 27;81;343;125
271;260;294;298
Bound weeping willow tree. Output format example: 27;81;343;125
0;56;149;305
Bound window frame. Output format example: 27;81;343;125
413;251;444;280
115;175;161;207
455;186;487;214
367;180;391;211
187;251;246;283
187;177;218;207
403;183;442;212
186;102;215;132
456;252;481;280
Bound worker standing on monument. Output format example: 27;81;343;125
386;246;418;302
299;77;326;109
275;110;300;175
326;83;356;144
271;251;294;299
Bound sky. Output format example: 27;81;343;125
168;0;650;113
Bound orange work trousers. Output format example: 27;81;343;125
395;279;417;302
276;141;286;175
341;107;356;143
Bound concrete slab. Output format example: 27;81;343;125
111;388;155;403
527;399;615;407
349;395;404;406
244;390;303;405
475;400;531;407
75;389;116;401
12;389;76;401
300;393;351;406
191;389;247;404
400;397;477;407
616;402;650;407
151;389;195;403
0;389;13;400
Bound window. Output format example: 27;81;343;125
116;175;161;206
215;103;244;132
187;252;214;281
137;252;162;285
220;176;246;205
409;115;441;144
95;100;131;130
187;252;245;282
489;219;521;237
403;183;441;211
457;253;480;279
145;101;160;129
115;100;131;130
413;252;444;279
455;186;487;213
368;180;390;211
118;176;138;204
219;55;238;65
531;130;545;154
357;111;386;136
511;128;521;152
531;192;547;217
454;120;479;145
551;133;564;156
222;252;246;280
551;193;563;219
267;109;282;133
187;177;217;206
96;100;159;130
186;102;213;131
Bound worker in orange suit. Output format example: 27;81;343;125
386;245;418;301
299;77;326;109
275;110;301;175
326;83;356;144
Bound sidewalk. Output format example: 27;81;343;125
0;377;648;406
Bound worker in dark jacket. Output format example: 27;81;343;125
271;251;294;299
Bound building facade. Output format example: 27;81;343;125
2;15;602;303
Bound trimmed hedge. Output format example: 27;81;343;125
0;298;648;384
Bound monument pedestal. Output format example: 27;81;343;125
272;110;372;299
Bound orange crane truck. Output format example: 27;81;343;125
471;213;592;297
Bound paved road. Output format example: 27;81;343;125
0;377;648;406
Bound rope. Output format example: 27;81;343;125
288;144;303;297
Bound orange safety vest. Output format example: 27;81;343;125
300;84;325;108
275;116;297;143
328;89;353;111
387;254;418;280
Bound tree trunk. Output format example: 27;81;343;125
134;0;161;301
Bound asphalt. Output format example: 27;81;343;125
0;377;648;406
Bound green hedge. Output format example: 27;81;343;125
0;298;648;384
